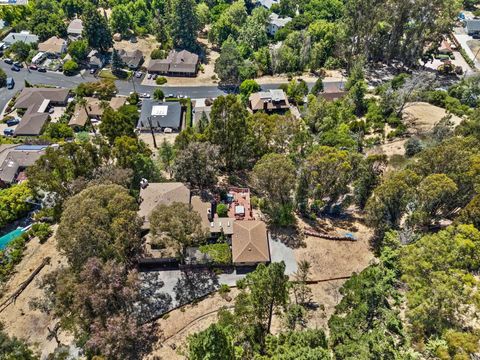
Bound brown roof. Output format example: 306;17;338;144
68;97;126;127
37;36;67;54
15;88;69;110
0;147;46;183
139;182;191;227
232;221;270;264
191;196;235;235
147;50;199;74
14;110;49;136
117;49;143;68
67;19;83;35
249;90;290;111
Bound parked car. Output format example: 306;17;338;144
3;128;14;136
135;71;143;78
6;118;20;126
4;58;13;65
29;64;38;70
164;128;173;133
147;73;152;80
140;93;150;98
37;67;47;72
13;61;23;68
167;93;174;98
6;77;14;89
11;66;20;72
90;68;96;74
48;107;55;114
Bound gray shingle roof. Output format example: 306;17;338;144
137;100;182;130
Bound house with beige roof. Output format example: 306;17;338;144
14;88;70;136
232;221;270;265
68;96;126;128
147;50;199;77
37;36;67;57
67;19;83;39
249;89;290;113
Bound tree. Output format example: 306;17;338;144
56;184;143;271
206;95;250;171
457;194;480;229
111;49;123;71
0;68;6;88
153;88;165;101
82;5;113;51
196;2;210;30
43;122;74;140
285;79;309;105
173;142;220;190
8;41;30;62
310;77;324;95
63;59;79;75
252;153;296;225
170;0;199;51
188;324;235;360
99;105;139;144
149;202;206;257
404;137;423;157
240;79;261;103
0;182;34;228
400;225;480;340
67;39;89;62
158;139;175;177
110;4;132;36
214;37;245;85
263;330;330;359
0;323;38;359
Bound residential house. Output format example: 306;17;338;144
117;49;143;70
3;31;38;47
138;182;191;229
254;0;279;9
37;36;67;57
87;49;105;69
192;98;213;127
232;221;270;266
137;100;183;132
321;82;346;101
249;89;290;113
191;196;235;238
0;144;48;187
267;13;292;36
68;96;126;128
466;19;480;37
13;88;70;136
67;19;83;39
147;50;199;77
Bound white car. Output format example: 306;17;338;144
140;93;151;98
163;128;173;133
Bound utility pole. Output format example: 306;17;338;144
147;116;158;149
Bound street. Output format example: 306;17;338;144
0;61;342;114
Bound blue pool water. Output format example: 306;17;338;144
0;228;25;250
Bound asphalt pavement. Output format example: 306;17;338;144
0;61;342;115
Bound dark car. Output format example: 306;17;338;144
4;58;13;65
6;118;20;126
3;128;14;136
37;67;47;72
13;61;23;68
11;66;20;72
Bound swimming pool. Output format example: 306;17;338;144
0;228;25;250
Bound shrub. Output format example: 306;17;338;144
63;60;79;75
219;284;230;295
216;203;228;217
156;76;167;85
199;243;231;264
29;223;52;243
153;88;164;101
150;48;166;60
404;137;423;157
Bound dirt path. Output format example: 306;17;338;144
0;227;70;357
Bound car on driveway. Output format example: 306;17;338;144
29;64;38;70
3;128;14;136
11;66;20;72
4;58;13;65
147;73;152;80
37;67;47;72
6;118;20;126
135;71;143;78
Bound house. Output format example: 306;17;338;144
466;19;480;37
67;19;83;38
3;31;38;47
267;13;292;36
13;88;70;136
147;50;199;77
0;144;48;187
37;36;67;57
254;0;279;9
192;98;213;127
138;182;191;229
321;82;347;101
232;221;270;266
87;49;105;69
68;96;126;127
191;196;235;237
249;89;290;113
137;100;183;132
117;49;143;69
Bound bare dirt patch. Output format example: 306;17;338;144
114;35;159;63
402;102;463;133
0;227;70;357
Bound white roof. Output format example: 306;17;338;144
151;105;168;116
269;13;292;28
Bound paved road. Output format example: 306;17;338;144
0;61;342;114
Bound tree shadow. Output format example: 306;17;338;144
269;225;306;249
137;272;173;322
173;269;219;306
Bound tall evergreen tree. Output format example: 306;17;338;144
170;0;199;51
82;6;113;52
